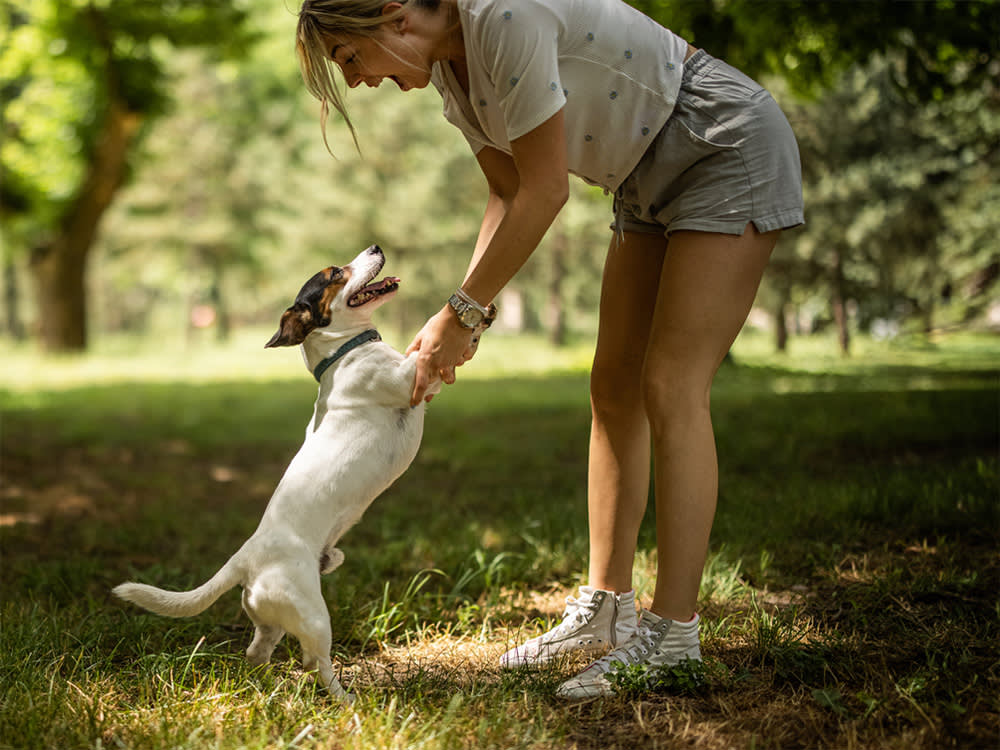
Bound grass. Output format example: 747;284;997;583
1;328;998;749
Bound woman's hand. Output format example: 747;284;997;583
406;305;476;406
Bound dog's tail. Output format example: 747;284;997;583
113;557;243;618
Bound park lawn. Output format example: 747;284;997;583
0;331;997;749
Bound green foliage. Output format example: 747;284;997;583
1;1;93;223
3;0;999;351
0;0;253;244
763;51;999;339
630;0;1000;101
607;657;708;699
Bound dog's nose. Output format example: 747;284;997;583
367;245;383;256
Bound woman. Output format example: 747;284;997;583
296;0;803;698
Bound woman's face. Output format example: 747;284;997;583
327;26;432;91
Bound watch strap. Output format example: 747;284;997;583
448;293;482;329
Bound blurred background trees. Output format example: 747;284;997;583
1;0;255;350
2;0;998;353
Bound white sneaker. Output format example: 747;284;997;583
500;586;637;668
556;608;701;699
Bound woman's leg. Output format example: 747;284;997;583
587;230;667;593
642;224;779;621
555;223;779;698
499;230;666;669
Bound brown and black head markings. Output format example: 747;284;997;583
265;245;400;349
265;266;347;348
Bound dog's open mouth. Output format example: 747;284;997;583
347;277;400;307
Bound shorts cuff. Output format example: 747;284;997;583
751;210;805;233
668;210;805;236
609;219;664;236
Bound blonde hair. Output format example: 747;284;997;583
296;0;440;152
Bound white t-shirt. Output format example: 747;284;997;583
430;0;689;192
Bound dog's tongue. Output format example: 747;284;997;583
371;276;400;290
348;276;401;307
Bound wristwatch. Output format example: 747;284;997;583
448;292;487;329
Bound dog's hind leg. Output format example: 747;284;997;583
242;588;286;666
292;598;352;702
301;622;352;701
313;652;351;703
246;624;285;666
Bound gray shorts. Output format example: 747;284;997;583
614;50;804;236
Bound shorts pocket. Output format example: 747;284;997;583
676;115;740;152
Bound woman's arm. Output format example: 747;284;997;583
462;143;518;286
462;108;569;303
407;108;569;405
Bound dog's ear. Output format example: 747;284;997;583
265;304;314;348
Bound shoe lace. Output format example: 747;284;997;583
591;623;656;671
552;593;600;634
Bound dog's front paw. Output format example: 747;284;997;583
319;547;345;575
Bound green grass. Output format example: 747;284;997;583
1;330;997;749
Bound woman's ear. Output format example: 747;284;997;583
381;1;407;29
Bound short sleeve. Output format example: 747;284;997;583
430;64;489;155
472;3;566;141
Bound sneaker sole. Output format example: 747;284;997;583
500;642;611;669
555;678;613;699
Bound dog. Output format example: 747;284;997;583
113;245;493;701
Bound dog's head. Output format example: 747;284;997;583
265;245;399;348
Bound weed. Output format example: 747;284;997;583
360;569;443;645
607;658;709;699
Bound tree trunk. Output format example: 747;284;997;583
546;223;568;347
210;262;230;342
775;299;789;352
831;248;850;356
3;258;25;340
774;282;791;352
921;297;935;334
29;98;141;351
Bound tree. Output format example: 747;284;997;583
764;53;999;353
9;1;997;352
0;0;253;351
629;0;1000;102
629;1;999;352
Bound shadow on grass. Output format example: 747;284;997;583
1;364;995;591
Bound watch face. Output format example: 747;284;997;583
450;293;482;328
460;307;481;327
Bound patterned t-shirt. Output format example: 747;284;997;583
430;0;689;191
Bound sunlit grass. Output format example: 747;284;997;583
0;326;599;393
2;325;996;394
730;327;1000;376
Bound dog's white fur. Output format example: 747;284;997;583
113;246;441;701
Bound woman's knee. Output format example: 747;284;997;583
639;366;712;436
590;354;644;420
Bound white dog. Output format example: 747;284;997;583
114;245;492;701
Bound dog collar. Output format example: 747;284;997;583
312;329;381;383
